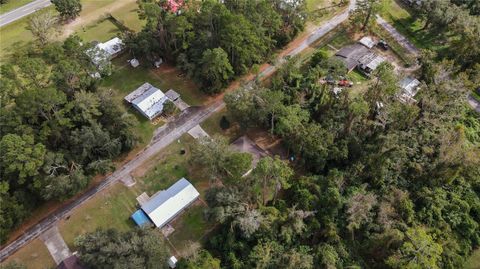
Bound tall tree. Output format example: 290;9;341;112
51;0;82;21
75;228;169;269
350;0;380;30
0;134;46;184
387;227;443;269
251;156;293;205
198;48;234;94
26;11;59;45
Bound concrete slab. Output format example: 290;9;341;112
136;192;150;206
120;174;136;187
187;125;210;139
174;98;190;111
39;226;72;265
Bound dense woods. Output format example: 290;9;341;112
124;0;307;93
0;37;139;243
210;49;480;268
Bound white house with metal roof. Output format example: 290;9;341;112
141;178;200;228
124;82;169;120
86;37;123;66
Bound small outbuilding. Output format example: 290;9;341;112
357;52;386;75
124;82;169;120
168;256;178;268
358;36;376;49
165;89;180;101
129;58;140;68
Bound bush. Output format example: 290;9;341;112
163;100;178;116
220;116;230;130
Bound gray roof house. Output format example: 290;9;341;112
357;52;386;75
335;44;370;71
141;178;200;228
334;36;385;74
124;82;169;120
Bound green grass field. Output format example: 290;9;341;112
77;18;121;42
58;183;139;248
200;108;243;142
110;1;145;32
378;0;446;52
465;249;480;269
0;6;56;60
0;0;120;60
102;55;206;106
0;0;34;14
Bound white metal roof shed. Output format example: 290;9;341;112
124;82;169;120
359;36;376;49
141;178;200;228
97;37;123;56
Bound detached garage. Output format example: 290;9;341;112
131;178;200;228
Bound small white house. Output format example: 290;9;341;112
86;37;123;71
124;82;169;120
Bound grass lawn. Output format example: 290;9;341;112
167;203;212;254
200;108;243;142
0;0;123;60
135;135;194;194
305;0;345;27
58;183;139;248
77;18;121;43
102;54;206;106
465;248;480;269
0;0;33;14
110;1;145;32
80;0;116;17
1;239;55;269
0;7;56;60
378;0;447;52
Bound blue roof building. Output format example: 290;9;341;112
131;209;151;227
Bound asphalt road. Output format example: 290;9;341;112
376;15;420;56
0;0;51;27
0;0;356;262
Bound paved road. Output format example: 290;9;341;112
260;0;357;79
0;0;357;262
0;0;51;27
376;15;420;56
